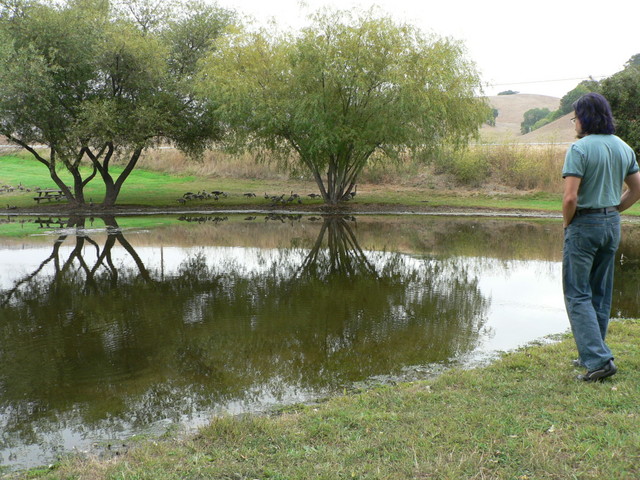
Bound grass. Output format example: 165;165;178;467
7;319;639;480
5;145;635;216
0;152;568;214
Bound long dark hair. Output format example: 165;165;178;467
573;92;615;137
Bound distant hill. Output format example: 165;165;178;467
480;94;575;144
519;112;575;143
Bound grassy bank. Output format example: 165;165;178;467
6;319;639;480
0;152;567;213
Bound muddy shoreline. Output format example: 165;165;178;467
3;201;562;219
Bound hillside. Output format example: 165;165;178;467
480;94;575;144
519;112;575;143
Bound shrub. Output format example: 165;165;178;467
449;150;491;186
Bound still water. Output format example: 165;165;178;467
1;213;640;470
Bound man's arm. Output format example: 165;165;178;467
618;172;640;212
563;176;581;228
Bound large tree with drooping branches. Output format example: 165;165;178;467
199;8;489;205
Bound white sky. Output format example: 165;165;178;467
213;0;639;98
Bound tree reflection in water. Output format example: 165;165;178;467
0;214;489;469
1;215;152;307
297;215;376;278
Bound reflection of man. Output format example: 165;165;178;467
562;93;640;382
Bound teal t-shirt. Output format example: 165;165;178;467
562;134;639;209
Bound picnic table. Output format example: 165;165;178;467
33;189;65;203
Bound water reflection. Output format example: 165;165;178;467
296;215;375;277
1;216;152;306
1;213;638;471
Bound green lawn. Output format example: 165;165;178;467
0;154;568;213
0;155;199;208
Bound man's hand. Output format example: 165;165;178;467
562;176;581;228
619;172;640;212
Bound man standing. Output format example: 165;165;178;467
562;92;640;382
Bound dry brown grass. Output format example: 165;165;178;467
137;148;292;180
135;141;566;198
479;143;566;192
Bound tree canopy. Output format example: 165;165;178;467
198;8;489;204
0;0;235;206
521;108;550;134
601;57;640;154
558;79;599;115
625;54;640;68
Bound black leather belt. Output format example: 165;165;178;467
575;206;619;216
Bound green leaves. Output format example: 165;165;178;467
199;8;489;203
601;62;640;154
0;0;235;205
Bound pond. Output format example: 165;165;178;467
2;212;640;471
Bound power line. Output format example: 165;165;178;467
488;75;608;87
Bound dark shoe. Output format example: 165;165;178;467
572;358;585;368
577;359;617;382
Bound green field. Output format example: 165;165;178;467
0;154;570;213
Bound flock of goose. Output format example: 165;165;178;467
177;190;324;206
1;182;357;210
2;184;26;209
0;183;31;193
177;187;356;206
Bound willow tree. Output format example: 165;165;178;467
200;8;489;205
0;0;234;207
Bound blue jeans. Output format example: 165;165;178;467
563;211;620;371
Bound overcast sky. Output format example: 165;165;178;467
213;0;639;98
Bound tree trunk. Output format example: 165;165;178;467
69;167;86;205
102;181;119;208
5;139;86;206
49;164;84;207
98;147;144;207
